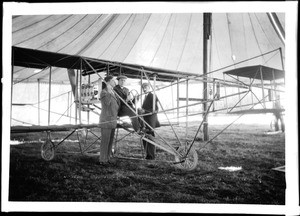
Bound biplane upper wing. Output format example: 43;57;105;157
12;46;199;82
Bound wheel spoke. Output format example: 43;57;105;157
174;146;198;170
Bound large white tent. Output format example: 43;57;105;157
12;13;285;83
10;11;286;126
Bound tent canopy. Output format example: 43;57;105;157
12;13;285;84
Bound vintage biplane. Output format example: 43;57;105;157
10;11;286;171
10;44;285;171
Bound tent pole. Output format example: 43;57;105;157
70;91;73;124
75;69;79;124
272;69;277;101
212;78;215;111
250;78;254;106
38;79;40;125
11;57;14;126
260;66;266;108
67;91;70;119
87;75;90;124
171;80;175;120
186;79;189;141
140;72;143;108
177;77;180;125
79;61;82;124
202;13;211;141
153;74;156;113
237;76;241;107
48;67;52;126
223;73;228;113
279;47;285;85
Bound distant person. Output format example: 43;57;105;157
99;75;120;165
138;82;160;160
273;95;285;132
114;75;141;132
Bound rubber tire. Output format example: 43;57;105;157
174;146;198;171
41;139;55;161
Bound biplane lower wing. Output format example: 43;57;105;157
10;122;136;134
227;108;285;115
11;124;100;133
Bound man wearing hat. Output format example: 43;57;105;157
113;75;141;132
138;82;160;160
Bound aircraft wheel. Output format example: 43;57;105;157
41;139;55;161
174;146;198;171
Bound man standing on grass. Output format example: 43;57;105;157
138;82;160;160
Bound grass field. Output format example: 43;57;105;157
9;122;285;204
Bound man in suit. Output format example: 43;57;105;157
138;82;160;160
99;75;120;164
114;75;141;132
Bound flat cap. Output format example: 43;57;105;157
141;82;150;88
117;75;128;80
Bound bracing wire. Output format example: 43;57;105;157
55;101;76;124
32;90;72;106
197;94;270;153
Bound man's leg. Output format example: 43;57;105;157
120;105;141;131
100;128;111;163
142;139;155;160
145;131;156;159
108;129;116;159
143;115;156;160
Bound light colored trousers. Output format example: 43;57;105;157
100;128;116;162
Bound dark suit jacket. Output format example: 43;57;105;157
142;92;160;128
114;85;135;108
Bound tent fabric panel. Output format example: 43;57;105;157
13;15;72;46
44;14;102;53
11;13;285;84
35;14;89;51
124;14;171;66
14;15;87;50
146;14;176;70
81;14;132;59
227;14;250;67
210;13;284;80
210;13;236;78
99;14;139;60
12;15;51;33
110;14;152;62
248;13;285;69
162;14;192;71
58;14;116;56
176;13;203;74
